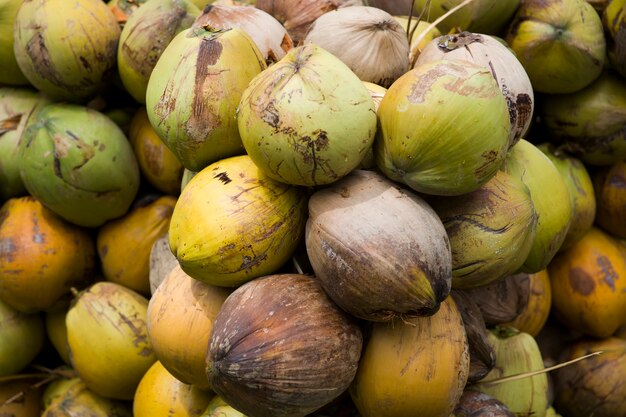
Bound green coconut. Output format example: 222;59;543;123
506;0;605;94
504;139;573;273
118;0;200;103
0;0;30;85
146;26;266;172
0;87;48;202
0;299;44;376
428;169;537;289
375;59;510;196
538;144;596;250
237;44;377;187
168;155;307;287
18;103;140;227
412;0;520;35
13;0;121;101
540;71;626;166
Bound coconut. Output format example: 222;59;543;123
45;306;71;365
237;44;377;187
501;270;552;337
376;59;510;196
540;71;626;166
193;3;293;65
555;337;626;417
128;107;184;195
460;274;529;326
548;227;626;338
168;155;307;287
453;390;515;417
206;274;363;417
42;377;132;417
304;7;409;88
201;396;246;417
13;0;120;101
0;197;95;313
538;144;596;250
505;0;605;94
97;196;176;294
147;265;230;390
0;0;29;85
416;31;534;148
18;103;141;228
0;87;48;202
133;361;213;417
350;297;469;417
412;0;520;35
146;26;266;172
66;282;156;400
450;291;496;383
0;299;44;376
474;328;549;417
148;233;179;294
504;139;573;272
593;161;626;238
117;0;200;103
427;169;537;289
255;0;363;43
305;169;451;321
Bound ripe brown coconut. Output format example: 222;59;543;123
206;273;363;417
305;169;452;321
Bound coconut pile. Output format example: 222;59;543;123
0;0;626;416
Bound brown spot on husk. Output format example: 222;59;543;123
26;32;67;88
214;171;232;184
569;267;596;295
515;93;532;131
0;114;21;134
0;238;17;262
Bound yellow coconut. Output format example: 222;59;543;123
128;108;184;195
350;297;469;417
548;227;626;338
42;377;132;417
0;378;42;417
66;282;156;400
147;265;230;390
41;376;81;409
44;306;71;365
502;270;552;337
0;197;95;312
97;196;177;294
133;361;214;417
168;155;307;287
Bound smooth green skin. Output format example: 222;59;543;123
477;328;548;417
541;71;626;165
538;144;596;251
238;44;377;187
430;170;537;289
412;0;520;34
201;396;246;417
118;0;200;103
376;59;510;196
505;140;573;273
146;27;266;172
13;0;121;101
506;0;605;94
19;104;140;228
0;0;29;85
0;299;44;376
0;87;46;202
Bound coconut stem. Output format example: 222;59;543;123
408;0;432;46
410;0;478;67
